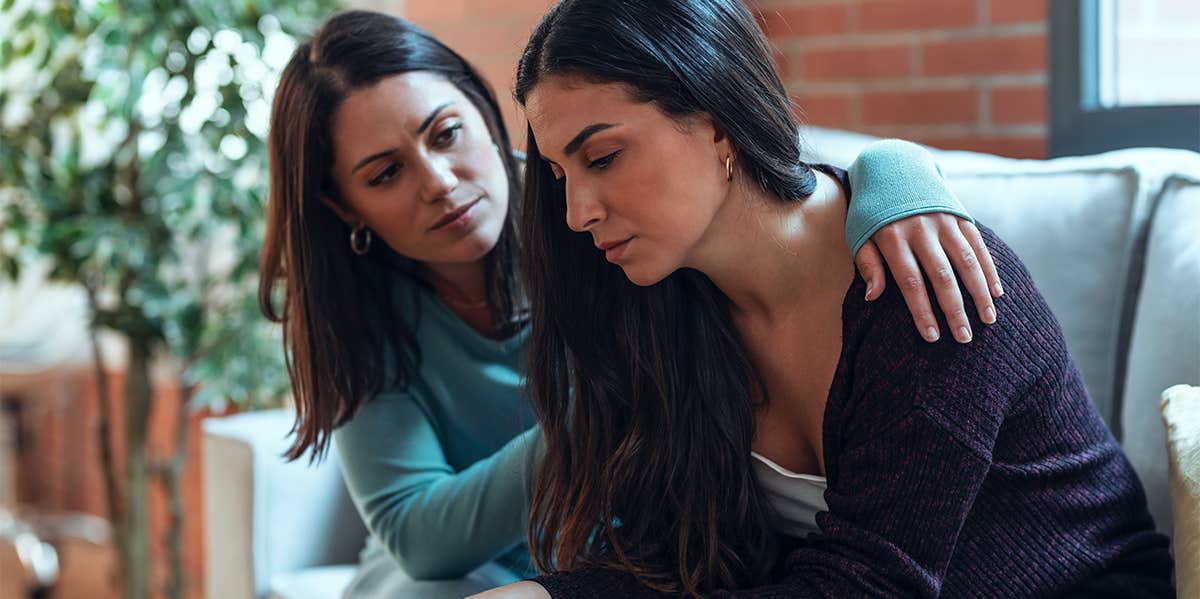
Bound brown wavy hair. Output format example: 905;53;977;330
515;0;818;595
259;10;524;462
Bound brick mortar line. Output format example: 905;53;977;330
849;87;863;129
784;73;1046;94
768;22;1045;50
861;123;1047;137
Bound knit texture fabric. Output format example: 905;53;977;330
845;139;972;256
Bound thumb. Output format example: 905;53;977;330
855;240;886;301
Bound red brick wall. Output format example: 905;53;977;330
755;0;1048;158
405;0;1048;159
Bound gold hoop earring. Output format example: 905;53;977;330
350;224;373;255
726;155;734;181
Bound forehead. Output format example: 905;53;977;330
525;79;645;148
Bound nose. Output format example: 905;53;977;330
417;154;459;203
564;181;605;232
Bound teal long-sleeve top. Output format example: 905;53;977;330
332;139;970;580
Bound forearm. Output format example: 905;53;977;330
336;393;545;579
362;427;544;578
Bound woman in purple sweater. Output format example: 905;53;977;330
470;0;1175;597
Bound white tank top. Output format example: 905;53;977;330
750;451;829;538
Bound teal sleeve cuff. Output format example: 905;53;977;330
844;139;973;256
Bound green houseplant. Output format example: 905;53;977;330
0;0;337;596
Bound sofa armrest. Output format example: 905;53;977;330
1162;384;1200;597
203;409;367;599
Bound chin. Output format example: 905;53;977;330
619;262;671;287
459;233;500;262
461;217;505;259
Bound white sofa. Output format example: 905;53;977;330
204;128;1200;598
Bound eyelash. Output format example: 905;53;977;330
588;150;620;170
547;150;621;185
434;123;462;148
367;124;463;187
369;164;399;187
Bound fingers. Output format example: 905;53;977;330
959;220;1003;298
912;239;973;343
854;240;887;301
882;243;943;343
942;227;997;325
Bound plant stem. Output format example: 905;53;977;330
84;284;126;592
123;337;154;599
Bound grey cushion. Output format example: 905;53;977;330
204;410;368;598
1122;175;1200;538
268;565;356;599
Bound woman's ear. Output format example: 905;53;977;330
710;119;729;144
709;119;736;168
320;195;359;226
697;113;733;158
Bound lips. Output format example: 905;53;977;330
595;237;633;251
429;197;482;231
596;236;634;262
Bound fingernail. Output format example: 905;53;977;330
864;283;875;301
924;327;940;342
984;305;996;324
993;281;1004;297
957;326;973;343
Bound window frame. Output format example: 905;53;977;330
1049;0;1200;157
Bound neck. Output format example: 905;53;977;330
684;168;853;324
425;259;489;307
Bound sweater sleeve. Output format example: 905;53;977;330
844;139;973;256
334;390;543;579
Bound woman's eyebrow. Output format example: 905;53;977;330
563;122;617;157
416;102;453;135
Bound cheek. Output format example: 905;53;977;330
636;163;721;243
363;190;427;252
459;135;510;203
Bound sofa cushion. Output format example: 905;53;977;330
204;410;368;598
1123;175;1200;539
268;565;357;599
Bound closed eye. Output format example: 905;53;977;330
588;150;620;170
369;163;401;186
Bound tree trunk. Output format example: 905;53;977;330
122;338;155;599
87;322;125;589
159;383;194;599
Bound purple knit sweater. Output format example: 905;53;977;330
534;168;1174;598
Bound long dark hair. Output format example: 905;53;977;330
515;0;818;595
259;10;524;462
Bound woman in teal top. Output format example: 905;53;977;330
258;10;1003;598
